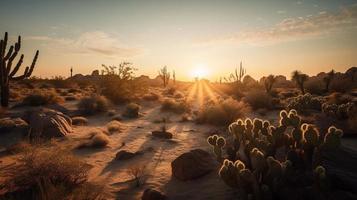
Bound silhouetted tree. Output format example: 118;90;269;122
264;75;277;93
292;70;309;94
323;70;335;92
0;32;39;107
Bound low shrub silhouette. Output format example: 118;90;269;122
22;90;64;106
161;98;190;114
244;89;273;110
197;98;250;126
78;130;110;148
123;103;141;118
77;95;109;115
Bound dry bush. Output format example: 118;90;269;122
329;77;353;93
100;76;147;104
161;98;190;114
123;103;141;118
197;98;250;126
126;164;147;187
64;95;77;101
47;76;78;89
142;92;160;101
106;120;122;133
77;130;109;148
163;87;176;95
72;116;88;126
22;90;64;106
326;92;352;105
77;95;109;115
174;91;184;99
0;117;28;132
9;90;22;101
0;144;106;200
305;78;325;95
244;89;273;110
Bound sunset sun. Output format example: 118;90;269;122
191;64;210;78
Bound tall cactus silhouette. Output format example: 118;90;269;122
159;66;170;87
0;32;39;107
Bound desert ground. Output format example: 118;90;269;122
0;66;357;200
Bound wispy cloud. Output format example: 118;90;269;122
196;4;357;46
26;31;142;57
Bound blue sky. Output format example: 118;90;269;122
1;0;356;80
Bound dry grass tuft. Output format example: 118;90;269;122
161;98;190;114
77;130;110;148
0;143;106;200
244;89;273;110
123;103;141;118
106;120;122;133
22;90;64;106
197;98;250;126
77;95;109;115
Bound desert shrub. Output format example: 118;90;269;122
287;93;325;111
208;110;343;199
329;77;353;93
322;102;356;120
77;95;109;115
68;88;80;93
163;87;176;95
326;92;352;105
100;76;147;104
22;90;63;106
244;89;273;110
305;78;325;95
0;144;105;200
126;164;147;187
72;116;88;125
47;76;77;88
142;92;160;101
174;91;184;99
279;90;298;99
78;130;109;148
161;98;190;114
106;120;122;133
123;103;141;118
197;98;250;126
9;90;21;101
0;117;28;132
65;95;77;101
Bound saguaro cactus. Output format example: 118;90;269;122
159;66;170;87
0;32;39;107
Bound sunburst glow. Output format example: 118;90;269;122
191;64;210;78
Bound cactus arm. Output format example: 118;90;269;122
4;45;13;60
9;54;24;77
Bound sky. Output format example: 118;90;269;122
0;0;356;81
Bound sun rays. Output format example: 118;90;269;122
186;80;219;110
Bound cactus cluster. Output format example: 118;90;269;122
322;102;356;120
287;93;325;112
208;110;343;199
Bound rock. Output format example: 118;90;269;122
142;188;167;200
24;108;72;138
171;149;215;181
152;131;173;139
72;116;88;125
115;150;138;160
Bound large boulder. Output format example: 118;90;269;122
171;149;215;181
24;108;73;138
142;188;166;200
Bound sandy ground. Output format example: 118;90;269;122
1;83;356;200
